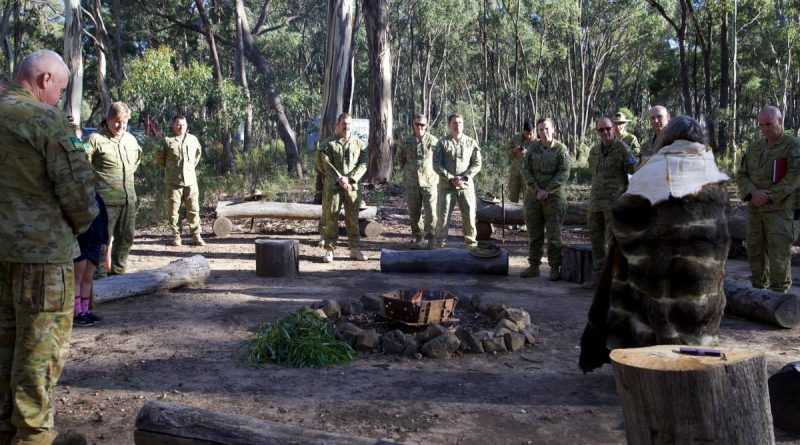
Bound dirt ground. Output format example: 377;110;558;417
55;200;800;445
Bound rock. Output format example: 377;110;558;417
504;332;526;351
496;327;513;337
381;330;407;354
487;303;509;322
308;308;327;319
416;324;449;343
469;295;483;311
455;327;484;354
495;318;520;333
476;330;495;342
499;308;531;329
355;329;381;351
420;332;461;359
319;299;341;320
482;335;507;353
402;337;421;357
360;293;383;312
335;322;364;346
520;328;536;345
338;299;364;316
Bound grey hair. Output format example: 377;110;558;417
14;50;68;83
653;115;705;150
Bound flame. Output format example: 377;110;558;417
411;290;424;306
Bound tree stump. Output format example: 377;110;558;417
560;244;593;284
610;345;774;445
724;280;800;328
359;219;383;238
768;361;800;434
476;221;493;240
212;216;233;238
255;239;299;277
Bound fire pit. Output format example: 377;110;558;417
381;289;458;325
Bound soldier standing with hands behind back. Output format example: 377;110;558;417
396;114;439;248
505;119;535;204
0;49;96;445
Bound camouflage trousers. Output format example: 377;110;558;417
167;184;201;236
746;207;795;292
524;193;565;268
587;206;614;277
405;183;437;241
435;186;477;247
0;262;74;434
507;169;526;203
106;203;136;275
321;184;360;250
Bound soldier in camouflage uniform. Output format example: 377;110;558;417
737;106;800;292
396;114;439;248
156;115;204;247
505;120;535;204
613;111;640;156
0;50;96;445
639;105;670;168
318;113;368;262
433;113;482;248
520;118;571;280
86;102;142;276
585;117;636;288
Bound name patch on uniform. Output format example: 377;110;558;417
70;137;86;151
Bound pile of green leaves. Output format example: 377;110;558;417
246;310;355;368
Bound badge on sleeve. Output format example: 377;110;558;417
70;137;86;151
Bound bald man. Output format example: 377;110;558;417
737;106;800;292
639;105;670;168
0;50;94;444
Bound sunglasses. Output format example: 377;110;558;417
596;127;613;132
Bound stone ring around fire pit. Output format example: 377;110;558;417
310;292;539;360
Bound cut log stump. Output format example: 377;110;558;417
93;255;210;304
255;239;299;277
359;219;383;238
768;361;800;434
560;244;593;284
724;280;800;328
610;344;774;445
380;248;508;275
134;400;400;445
476;221;493;240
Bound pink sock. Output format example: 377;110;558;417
81;297;90;314
74;296;81;316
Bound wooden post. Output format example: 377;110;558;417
560;244;593;284
610;345;774;445
255;239;299;277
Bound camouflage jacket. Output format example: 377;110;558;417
505;132;535;174
319;135;367;190
433;134;482;190
619;131;641;157
86;128;142;205
522;140;571;197
737;132;800;213
639;132;659;161
396;132;439;188
0;86;98;263
587;139;635;210
157;132;202;187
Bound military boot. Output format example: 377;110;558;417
349;248;367;261
192;234;206;246
520;266;540;278
415;238;429;249
169;236;182;246
12;430;86;445
548;266;561;281
322;249;334;263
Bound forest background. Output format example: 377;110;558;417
1;0;797;226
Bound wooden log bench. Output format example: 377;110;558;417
93;255;210;304
380;248;508;275
723;280;800;328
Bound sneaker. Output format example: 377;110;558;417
192;235;206;246
85;312;102;322
520;266;540;278
169;236;182;246
549;267;561;281
322;250;334;263
349;248;367;261
72;314;93;327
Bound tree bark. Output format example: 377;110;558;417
321;0;356;138
724;280;800;328
476;199;588;226
88;0;112;114
611;345;774;445
719;10;730;157
93;255;210;304
62;0;82;123
363;0;393;183
380;248;509;275
0;2;14;76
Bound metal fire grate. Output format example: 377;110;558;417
380;289;458;325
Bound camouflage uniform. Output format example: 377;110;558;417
319;135;367;250
433;135;482;247
505;133;534;203
86;128;142;274
0;86;97;435
522;140;571;268
396;132;439;241
156;133;202;237
587;139;635;276
638;132;659;169
736;133;800;292
619;131;640;157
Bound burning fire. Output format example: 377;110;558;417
411;290;424;306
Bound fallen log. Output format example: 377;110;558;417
475;199;587;226
93;255;210;304
724;280;800;328
134;400;399;445
380;248;508;275
611;345;774;445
